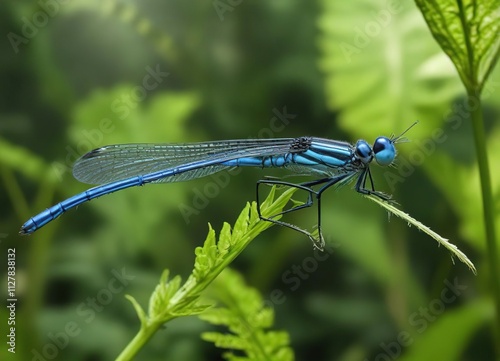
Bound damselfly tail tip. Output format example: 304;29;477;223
19;228;30;236
19;219;35;235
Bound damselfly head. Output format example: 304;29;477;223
374;121;418;166
373;137;396;166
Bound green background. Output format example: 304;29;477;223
1;0;499;360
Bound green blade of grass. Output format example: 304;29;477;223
365;194;476;274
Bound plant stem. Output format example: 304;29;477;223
469;92;500;356
115;321;162;361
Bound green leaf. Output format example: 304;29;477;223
260;187;297;221
317;0;489;279
171;303;213;317
318;0;464;140
124;295;148;327
414;0;500;93
219;222;232;254
232;201;250;240
415;1;500;344
202;333;248;350
148;270;183;319
194;224;217;280
365;194;476;274
200;268;294;361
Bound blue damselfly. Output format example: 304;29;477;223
21;123;416;248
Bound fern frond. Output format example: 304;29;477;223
116;186;296;360
200;268;294;361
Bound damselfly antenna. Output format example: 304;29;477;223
391;121;418;144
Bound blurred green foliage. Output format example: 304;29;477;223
1;0;499;360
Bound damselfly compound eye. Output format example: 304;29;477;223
355;140;373;164
373;137;395;166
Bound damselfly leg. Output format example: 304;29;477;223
355;168;392;201
256;173;353;250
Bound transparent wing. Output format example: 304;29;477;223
283;164;353;178
73;138;299;185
